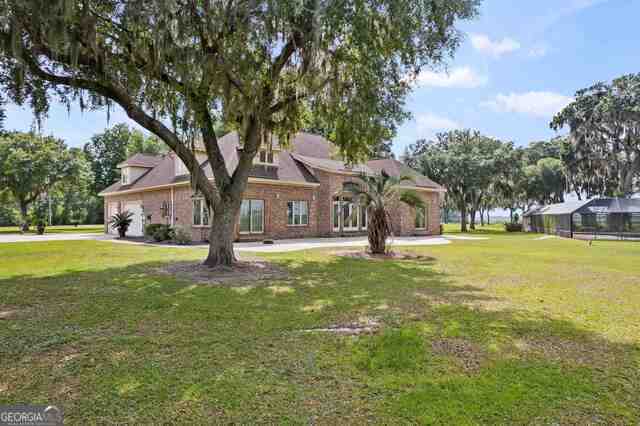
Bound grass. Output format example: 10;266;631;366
1;231;639;424
0;224;104;235
443;222;510;234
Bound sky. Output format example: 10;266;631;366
3;0;640;156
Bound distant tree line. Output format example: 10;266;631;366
403;73;640;232
0;124;166;228
404;131;569;231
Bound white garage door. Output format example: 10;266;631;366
107;202;120;235
123;202;144;237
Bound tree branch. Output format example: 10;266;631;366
17;45;219;205
268;75;332;114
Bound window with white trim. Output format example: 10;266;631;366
415;205;428;229
192;198;210;226
287;201;309;226
121;168;130;184
240;199;264;234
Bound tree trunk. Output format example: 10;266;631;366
204;204;238;267
470;209;476;230
368;208;388;254
19;202;29;232
480;208;485;226
460;204;468;233
201;118;258;267
487;210;491;225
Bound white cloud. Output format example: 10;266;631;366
415;66;488;89
470;34;521;57
415;113;461;135
482;91;573;118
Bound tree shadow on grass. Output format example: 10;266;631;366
0;254;638;424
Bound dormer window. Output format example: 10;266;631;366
255;149;278;166
121;168;130;185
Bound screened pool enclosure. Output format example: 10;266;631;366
523;198;640;240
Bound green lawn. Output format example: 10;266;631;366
1;232;639;424
0;224;104;235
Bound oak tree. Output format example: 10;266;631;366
0;0;479;265
552;73;640;198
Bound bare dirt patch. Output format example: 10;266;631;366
155;260;288;286
334;250;435;262
300;317;381;335
431;338;485;373
0;306;31;320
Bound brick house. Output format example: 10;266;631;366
99;132;445;241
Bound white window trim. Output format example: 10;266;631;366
287;200;309;227
192;198;211;227
239;199;265;234
415;205;428;230
121;168;130;185
332;200;367;232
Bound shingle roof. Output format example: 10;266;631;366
291;153;373;175
117;153;163;168
366;158;445;190
100;132;440;195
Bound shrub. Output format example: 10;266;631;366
36;221;46;235
173;226;192;245
152;224;174;242
504;223;523;232
109;211;134;238
144;223;163;238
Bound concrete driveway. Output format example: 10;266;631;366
0;233;110;243
0;232;451;253
234;235;450;252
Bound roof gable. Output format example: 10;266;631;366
366;158;444;190
100;132;442;195
117;153;163;168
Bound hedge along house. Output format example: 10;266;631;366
99;132;445;241
523;198;640;240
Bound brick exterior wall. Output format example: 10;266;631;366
388;190;442;236
103;168;443;241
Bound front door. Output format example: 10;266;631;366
123;201;144;237
107;202;120;235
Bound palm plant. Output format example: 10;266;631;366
351;171;425;254
109;211;134;238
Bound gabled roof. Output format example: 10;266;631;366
540;200;591;215
291;153;373;175
524;199;603;216
100;132;443;195
524;198;640;216
117;153;163;168
576;198;640;214
366;158;445;191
